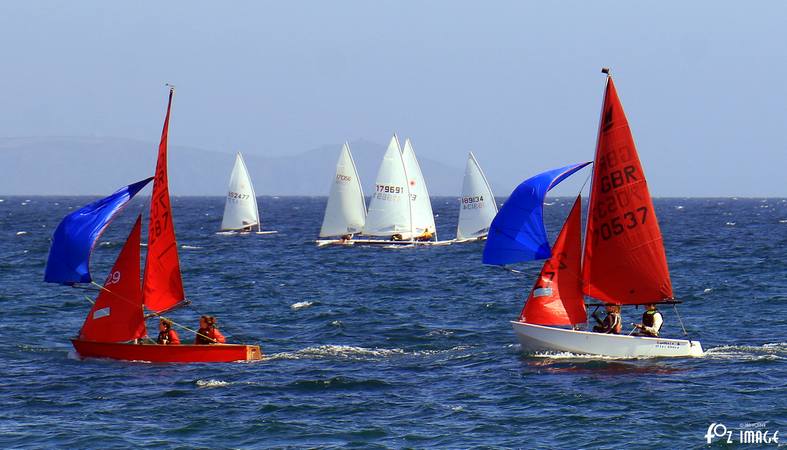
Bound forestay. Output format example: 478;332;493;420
363;136;413;237
320;142;367;237
520;196;586;326
401;138;436;237
79;216;147;343
456;152;497;240
482;162;591;265
220;152;261;231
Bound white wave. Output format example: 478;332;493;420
0;199;4;202
181;245;202;249
290;301;314;310
725;222;736;226
675;205;684;210
267;344;468;361
196;379;229;388
779;219;787;224
704;343;786;361
529;350;642;360
703;288;712;294
16;231;28;236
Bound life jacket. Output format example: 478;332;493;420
195;327;213;345
157;329;180;345
208;327;226;344
642;310;663;331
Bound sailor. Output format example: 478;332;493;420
156;318;181;345
592;304;622;334
415;229;434;242
195;315;226;344
634;303;663;337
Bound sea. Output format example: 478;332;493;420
1;196;785;449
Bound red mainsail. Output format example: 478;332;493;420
582;75;673;304
143;88;185;312
80;216;146;342
521;196;586;326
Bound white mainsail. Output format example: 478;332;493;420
220;152;260;231
456;152;497;240
401;138;436;238
319;142;367;237
362;135;413;237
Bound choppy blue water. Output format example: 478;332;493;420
1;196;785;448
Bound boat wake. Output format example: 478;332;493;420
704;342;786;361
266;344;470;361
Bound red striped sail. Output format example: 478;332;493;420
143;88;185;312
79;216;146;342
582;75;672;305
521;196;586;326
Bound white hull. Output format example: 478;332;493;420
511;321;703;358
216;230;278;236
316;238;452;247
452;235;487;244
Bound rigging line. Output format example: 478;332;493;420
672;303;690;338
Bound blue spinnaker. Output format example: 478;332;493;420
482;162;591;265
44;177;152;285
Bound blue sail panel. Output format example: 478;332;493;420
482;162;591;265
44;177;152;284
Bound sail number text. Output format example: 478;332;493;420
462;195;485;209
228;191;250;200
336;174;352;183
376;184;404;194
596;206;648;240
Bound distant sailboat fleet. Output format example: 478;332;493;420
41;68;704;362
317;135;497;247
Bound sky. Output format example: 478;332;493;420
1;1;786;196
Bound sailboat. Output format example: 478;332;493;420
316;142;367;247
485;69;703;358
218;152;277;235
454;152;497;242
401;138;437;241
355;135;448;246
45;87;262;363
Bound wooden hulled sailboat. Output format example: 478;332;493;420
487;70;702;358
218;152;277;235
454;152;498;243
46;88;262;363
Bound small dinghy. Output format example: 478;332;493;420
316;142;367;247
45;88;262;363
218;152;276;235
453;152;497;243
485;69;703;359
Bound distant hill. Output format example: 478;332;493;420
0;137;467;196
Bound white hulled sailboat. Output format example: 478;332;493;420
218;152;276;235
454;152;497;242
316;142;368;247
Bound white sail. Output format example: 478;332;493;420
401;138;436;238
456;152;498;240
362;135;413;237
220;152;260;231
319;143;367;237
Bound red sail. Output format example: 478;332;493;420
520;196;586;326
80;216;146;342
143;88;185;312
582;75;673;304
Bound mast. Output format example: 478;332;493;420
398;135;415;241
581;68;673;305
142;85;186;313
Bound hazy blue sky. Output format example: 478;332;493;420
1;1;786;196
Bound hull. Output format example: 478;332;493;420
511;321;703;358
453;235;487;244
216;230;278;236
72;340;263;363
316;238;452;247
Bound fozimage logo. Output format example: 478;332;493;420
705;422;780;445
